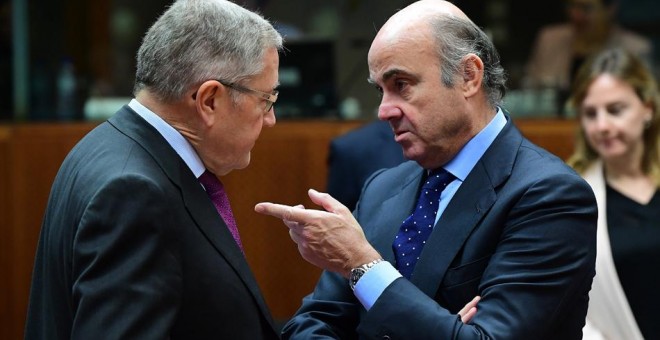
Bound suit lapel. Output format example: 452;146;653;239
178;164;276;327
411;161;497;295
368;166;424;264
410;118;522;296
108;106;275;328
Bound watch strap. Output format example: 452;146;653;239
349;258;384;290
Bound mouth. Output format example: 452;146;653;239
394;130;410;143
390;121;410;142
597;138;615;147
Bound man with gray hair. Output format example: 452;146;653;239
26;0;282;338
255;0;597;338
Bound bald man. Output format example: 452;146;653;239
256;1;597;338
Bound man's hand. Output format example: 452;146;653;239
458;296;480;323
255;189;381;277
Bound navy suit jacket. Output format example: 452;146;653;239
326;120;405;210
283;117;597;339
26;107;278;339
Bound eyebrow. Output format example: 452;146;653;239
367;68;415;85
270;81;281;92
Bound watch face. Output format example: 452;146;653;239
349;259;384;290
350;268;367;289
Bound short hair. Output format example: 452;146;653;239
567;48;660;183
134;0;283;103
428;15;507;109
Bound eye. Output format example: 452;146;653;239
394;79;408;92
373;85;383;97
580;108;597;119
606;103;625;116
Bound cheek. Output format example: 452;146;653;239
581;121;597;138
623;124;647;146
612;114;646;141
238;114;265;146
407;96;441;131
234;101;264;132
580;118;601;139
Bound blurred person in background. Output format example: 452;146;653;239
525;0;652;93
567;48;660;339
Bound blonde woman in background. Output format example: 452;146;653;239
567;48;660;340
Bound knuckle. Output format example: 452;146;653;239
283;207;295;221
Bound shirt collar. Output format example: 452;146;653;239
128;99;206;178
443;107;507;181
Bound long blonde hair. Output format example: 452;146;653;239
566;48;660;185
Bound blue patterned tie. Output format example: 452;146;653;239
393;168;454;279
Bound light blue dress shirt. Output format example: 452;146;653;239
354;108;507;310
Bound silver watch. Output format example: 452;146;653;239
349;259;384;290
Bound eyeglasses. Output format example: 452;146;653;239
217;80;278;112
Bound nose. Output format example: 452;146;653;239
593;112;612;132
377;97;403;121
264;107;276;127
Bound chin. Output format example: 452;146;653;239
602;153;627;160
403;144;433;163
237;153;251;169
404;152;432;168
599;149;628;161
402;150;420;163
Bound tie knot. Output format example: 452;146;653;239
199;170;223;194
423;168;454;190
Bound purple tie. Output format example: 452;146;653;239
198;170;244;253
393;168;454;279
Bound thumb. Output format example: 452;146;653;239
308;189;349;215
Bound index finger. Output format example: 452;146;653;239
255;202;301;222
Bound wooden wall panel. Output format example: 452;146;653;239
514;117;578;161
0;118;576;338
0;127;11;340
3;123;97;340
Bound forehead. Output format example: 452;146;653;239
254;47;280;88
583;74;635;103
368;29;438;82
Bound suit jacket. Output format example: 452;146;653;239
25;106;278;339
581;161;643;340
326;120;405;210
283;118;597;339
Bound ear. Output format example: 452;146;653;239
194;80;228;127
461;54;484;98
643;102;654;123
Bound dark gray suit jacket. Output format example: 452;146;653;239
283;117;597;339
26;106;278;339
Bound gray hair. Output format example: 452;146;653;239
134;0;283;102
429;15;507;108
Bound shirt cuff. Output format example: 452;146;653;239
354;261;402;310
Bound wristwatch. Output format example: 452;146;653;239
349;258;384;290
